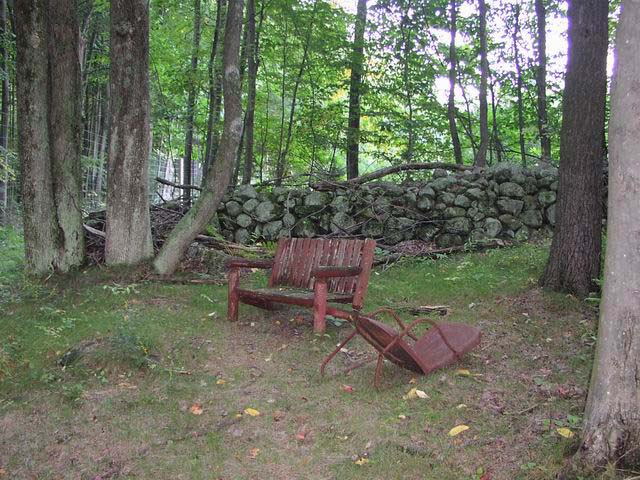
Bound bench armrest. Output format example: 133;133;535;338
225;257;274;269
312;266;362;278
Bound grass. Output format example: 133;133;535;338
0;227;613;479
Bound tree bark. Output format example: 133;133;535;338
105;0;153;265
182;0;201;205
241;0;258;185
346;0;366;180
539;0;607;297
203;0;225;184
153;0;244;276
535;0;551;164
447;0;462;165
579;0;640;468
47;0;84;270
474;0;489;168
512;4;526;167
15;0;59;273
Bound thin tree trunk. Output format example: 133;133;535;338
203;0;225;184
540;0;607;297
512;4;526;167
346;0;366;180
0;0;9;224
447;0;462;165
400;10;414;164
489;80;503;164
153;0;244;276
105;0;153;265
96;97;108;204
275;0;318;186
15;0;59;273
580;1;640;467
474;0;489;167
183;0;201;206
535;0;551;164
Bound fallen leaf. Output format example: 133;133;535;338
0;468;6;476
354;457;369;465
295;425;309;442
244;407;260;417
409;377;417;384
249;447;260;459
341;384;354;393
273;410;284;422
403;387;428;400
455;369;471;377
448;424;470;436
456;403;468;409
398;414;407;420
556;427;574;438
216;378;226;385
189;403;203;415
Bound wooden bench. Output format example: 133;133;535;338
226;238;376;333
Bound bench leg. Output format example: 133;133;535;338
227;268;240;322
313;280;328;333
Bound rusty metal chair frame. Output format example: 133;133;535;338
320;308;481;388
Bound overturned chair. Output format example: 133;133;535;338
321;308;481;387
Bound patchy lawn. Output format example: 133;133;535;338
0;229;604;479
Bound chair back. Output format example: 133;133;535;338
269;238;376;308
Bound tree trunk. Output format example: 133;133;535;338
539;0;607;297
203;0;225;184
400;11;414;164
105;0;153;265
489;79;503;164
447;0;462;165
512;4;526;167
15;0;59;273
346;0;366;180
274;0;317;186
0;0;9;224
474;0;489;168
182;0;201;205
153;0;244;276
579;1;640;468
48;0;85;270
535;0;551;164
241;0;257;185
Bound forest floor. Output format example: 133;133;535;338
0;227;614;479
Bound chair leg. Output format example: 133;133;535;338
374;354;384;389
320;329;358;376
313;280;328;333
227;268;240;322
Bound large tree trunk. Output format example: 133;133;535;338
539;0;607;297
346;0;366;180
15;0;59;273
447;0;462;165
579;0;640;468
0;0;9;224
105;0;153;265
182;0;201;205
202;0;225;184
512;4;526;167
48;0;85;270
535;0;551;164
474;0;489;168
153;0;244;276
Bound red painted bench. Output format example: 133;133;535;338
226;238;376;333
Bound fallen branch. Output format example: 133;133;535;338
313;162;477;190
389;304;450;316
373;239;509;266
155;176;203;191
83;223;106;238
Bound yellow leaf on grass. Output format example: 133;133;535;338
403;387;428;400
189;403;203;415
216;378;226;385
249;447;260;459
455;369;471;377
354;458;369;465
557;427;575;438
244;407;261;417
448;424;470;436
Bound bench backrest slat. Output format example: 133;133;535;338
269;238;376;308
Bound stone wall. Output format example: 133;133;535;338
216;163;559;247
